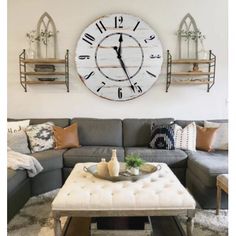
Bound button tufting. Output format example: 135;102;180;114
52;163;196;212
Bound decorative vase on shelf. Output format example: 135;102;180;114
198;40;208;59
97;158;109;177
27;42;36;59
108;149;120;177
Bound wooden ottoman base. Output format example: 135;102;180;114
62;216;187;236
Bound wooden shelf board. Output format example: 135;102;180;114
22;58;66;64
172;72;214;76
22;72;66;76
172;59;214;64
21;81;66;85
172;80;211;84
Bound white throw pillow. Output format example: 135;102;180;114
174;122;196;151
204;121;228;150
8;120;30;133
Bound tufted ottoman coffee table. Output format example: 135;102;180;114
52;162;196;236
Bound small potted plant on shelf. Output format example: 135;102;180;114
125;154;144;176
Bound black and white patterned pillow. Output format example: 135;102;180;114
149;123;175;150
25;122;55;153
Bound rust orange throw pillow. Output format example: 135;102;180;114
53;123;80;149
196;125;218;152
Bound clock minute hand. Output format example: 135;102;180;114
113;46;135;92
119;59;135;92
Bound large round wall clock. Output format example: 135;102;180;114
75;13;163;101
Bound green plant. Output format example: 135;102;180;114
177;29;206;41
26;30;38;43
125;154;144;169
26;29;58;45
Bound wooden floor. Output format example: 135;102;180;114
63;216;185;236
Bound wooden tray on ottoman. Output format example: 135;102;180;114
83;163;160;182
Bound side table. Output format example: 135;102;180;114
216;174;228;215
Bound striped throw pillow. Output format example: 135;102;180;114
174;122;196;151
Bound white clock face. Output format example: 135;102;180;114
75;13;163;101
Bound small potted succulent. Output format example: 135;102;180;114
125;154;145;176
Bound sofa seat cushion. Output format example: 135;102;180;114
31;149;65;172
125;147;188;168
8;168;28;195
187;150;228;187
63;146;124;167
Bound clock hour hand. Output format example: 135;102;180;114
113;46;135;93
118;33;123;55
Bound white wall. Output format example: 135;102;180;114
7;0;228;119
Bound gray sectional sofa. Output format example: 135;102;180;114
7;117;228;222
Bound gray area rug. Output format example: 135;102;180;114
8;189;228;236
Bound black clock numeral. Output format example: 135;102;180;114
78;55;90;60
82;33;95;45
146;70;156;78
150;54;161;59
134;82;142;93
84;71;95;80
96;21;107;34
115;16;123;28
133;21;140;31
118;87;123;99
144;35;155;43
97;82;106;92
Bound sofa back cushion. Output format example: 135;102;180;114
71;118;123;146
174;119;227;128
29;119;70;127
8;118;70;128
123;118;174;147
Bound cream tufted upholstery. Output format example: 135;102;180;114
52;163;195;211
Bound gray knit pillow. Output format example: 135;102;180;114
7;130;31;154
